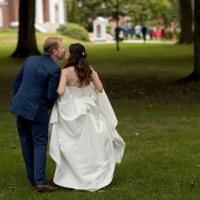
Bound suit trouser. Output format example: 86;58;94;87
16;116;48;185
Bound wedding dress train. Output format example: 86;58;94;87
49;85;125;191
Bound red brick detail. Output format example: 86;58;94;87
10;0;19;21
0;4;10;28
43;0;49;22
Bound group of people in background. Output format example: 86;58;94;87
114;24;169;43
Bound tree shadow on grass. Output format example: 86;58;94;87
102;74;200;104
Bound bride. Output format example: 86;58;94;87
49;43;125;191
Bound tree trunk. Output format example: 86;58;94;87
11;0;40;58
193;0;200;76
179;0;193;44
185;0;200;82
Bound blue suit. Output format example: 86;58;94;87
9;55;60;185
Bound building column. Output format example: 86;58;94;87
36;0;44;24
49;0;56;23
58;0;64;24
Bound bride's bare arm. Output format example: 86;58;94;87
91;67;103;93
57;69;69;96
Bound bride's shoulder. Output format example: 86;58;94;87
61;68;70;76
68;66;75;71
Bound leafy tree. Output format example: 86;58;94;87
169;0;180;23
128;0;174;25
12;0;40;58
77;0;126;31
78;0;107;31
66;0;72;21
77;0;177;30
67;0;79;23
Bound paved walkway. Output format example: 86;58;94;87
89;33;174;45
92;39;174;45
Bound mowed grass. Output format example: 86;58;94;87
1;31;200;200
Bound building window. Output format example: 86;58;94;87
0;8;2;27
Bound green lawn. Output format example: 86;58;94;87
1;31;200;200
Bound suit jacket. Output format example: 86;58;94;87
9;55;61;124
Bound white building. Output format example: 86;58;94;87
0;0;65;32
93;17;108;41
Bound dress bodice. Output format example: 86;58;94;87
66;85;92;97
57;84;97;103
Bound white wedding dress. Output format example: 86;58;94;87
49;84;125;191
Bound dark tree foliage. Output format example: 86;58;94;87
67;0;78;23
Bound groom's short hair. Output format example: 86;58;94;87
43;37;63;55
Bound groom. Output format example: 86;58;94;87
9;37;65;192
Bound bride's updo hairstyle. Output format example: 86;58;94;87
65;43;92;86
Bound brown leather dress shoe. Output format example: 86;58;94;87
36;184;57;192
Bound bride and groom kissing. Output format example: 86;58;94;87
9;37;125;192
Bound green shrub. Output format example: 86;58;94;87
106;25;112;35
57;23;90;41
